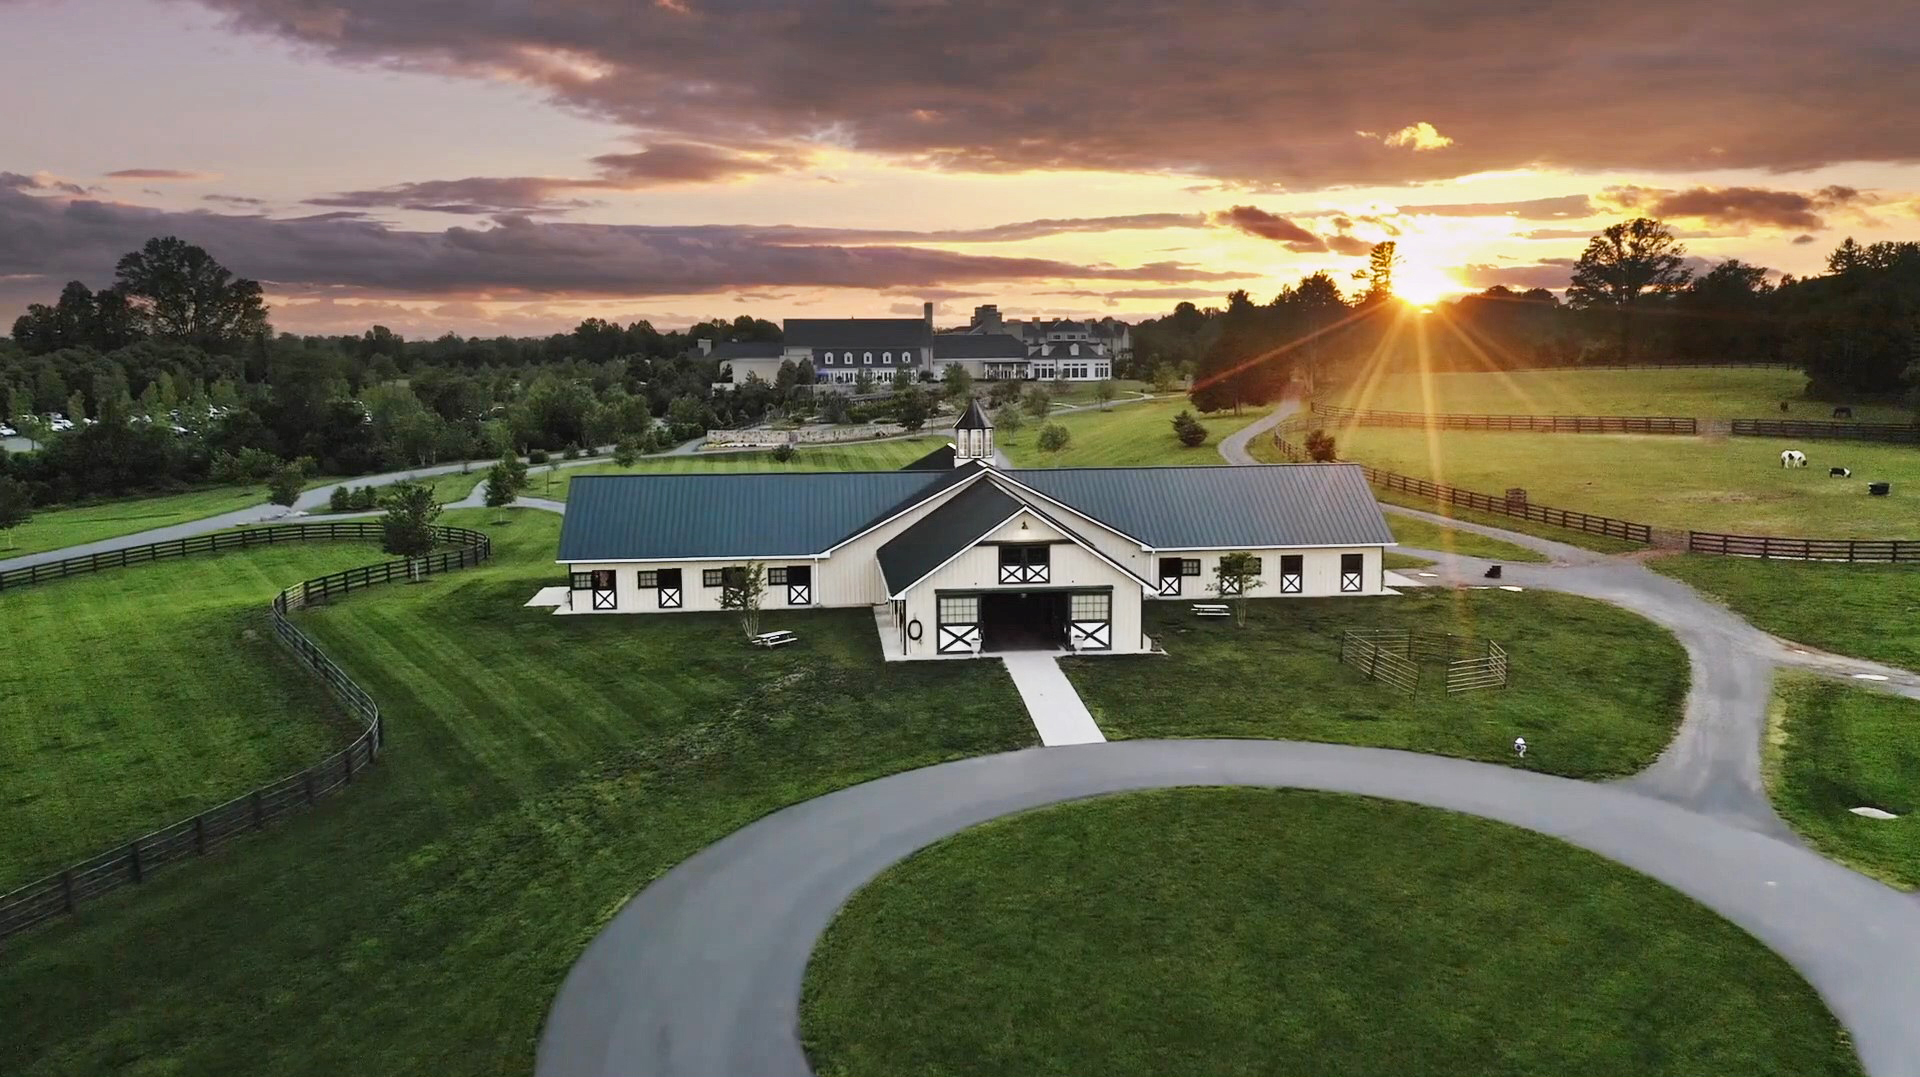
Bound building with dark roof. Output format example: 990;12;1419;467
555;407;1395;657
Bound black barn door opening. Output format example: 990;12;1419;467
980;592;1068;651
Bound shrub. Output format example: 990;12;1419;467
352;486;378;510
563;444;581;460
1022;387;1053;419
1172;410;1208;448
1036;423;1071;453
771;443;797;463
527;449;550;465
328;485;352;512
993;403;1025;434
1305;429;1338;461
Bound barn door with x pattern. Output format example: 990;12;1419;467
656;568;682;609
998;543;1049;585
588;569;617;610
1339;553;1364;593
936;594;981;654
785;565;812;606
1156;557;1183;596
1280;554;1303;595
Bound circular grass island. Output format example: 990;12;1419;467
801;789;1860;1077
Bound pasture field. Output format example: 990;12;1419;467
0;485;269;557
1385;512;1549;563
803;789;1860;1077
1323;426;1920;538
1062;588;1688;779
1653;556;1920;671
526;437;947;500
999;397;1259;467
1;508;1033;1077
1769;675;1920;889
0;541;392;883
1325;366;1909;422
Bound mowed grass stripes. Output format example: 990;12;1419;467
0;540;391;882
2;507;1033;1077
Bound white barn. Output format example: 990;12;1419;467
554;403;1397;657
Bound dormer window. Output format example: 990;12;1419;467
844;352;853;362
882;352;893;364
823;352;834;364
864;351;873;363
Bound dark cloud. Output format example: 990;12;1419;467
1;171;90;196
0;188;1244;308
1210;206;1325;251
1603;184;1867;230
589;142;793;184
1325;234;1375;257
198;1;1920;187
203;193;268;206
104;168;217;180
1792;233;1818;244
1039;287;1226;300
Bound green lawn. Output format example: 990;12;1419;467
1383;551;1437;570
1;485;271;557
1325;426;1920;538
1326;366;1907;422
1063;590;1688;778
1;507;1034;1076
1042;378;1158;406
803;788;1859;1077
1387;512;1550;563
1769;675;1920;888
530;438;947;500
1000;397;1262;467
0;540;387;883
1653;555;1920;671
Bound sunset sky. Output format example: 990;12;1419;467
4;0;1918;337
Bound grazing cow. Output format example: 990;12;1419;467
1780;401;1791;413
1831;467;1852;478
1781;449;1808;468
1834;406;1854;419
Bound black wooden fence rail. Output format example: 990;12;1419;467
1311;403;1697;435
1728;419;1920;444
0;522;491;942
1269;430;1653;544
1686;532;1920;563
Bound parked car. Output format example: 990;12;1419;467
0;424;15;437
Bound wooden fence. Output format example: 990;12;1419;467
1728;419;1920;444
0;522;491;942
1311;403;1696;435
1686;532;1920;563
1447;640;1510;694
1340;630;1419;696
1272;430;1654;544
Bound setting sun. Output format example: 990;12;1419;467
1393;260;1462;305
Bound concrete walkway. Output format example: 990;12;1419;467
1000;653;1106;746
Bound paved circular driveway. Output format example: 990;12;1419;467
535;739;1920;1077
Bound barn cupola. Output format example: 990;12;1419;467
953;398;994;466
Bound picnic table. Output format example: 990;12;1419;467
751;630;798;648
1191;603;1231;618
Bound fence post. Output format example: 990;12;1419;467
343;750;353;785
129;839;143;884
304;771;316;804
194;814;207;855
252;790;265;830
60;870;75;913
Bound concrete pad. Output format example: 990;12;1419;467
1382;570;1431;589
1853;673;1891;682
1500;585;1525;592
1000;652;1105;746
526;586;569;608
1851;807;1900;820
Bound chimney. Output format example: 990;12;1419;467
923;301;934;329
697;337;713;356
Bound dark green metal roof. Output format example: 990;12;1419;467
901;443;957;471
1002;464;1394;548
876;481;1024;594
558;462;1391;564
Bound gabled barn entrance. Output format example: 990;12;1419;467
981;591;1069;651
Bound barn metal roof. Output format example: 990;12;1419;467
557;463;1392;563
876;481;1024;594
1000;464;1395;549
931;333;1029;359
783;318;931;350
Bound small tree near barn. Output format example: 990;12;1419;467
0;476;32;549
1211;551;1265;626
720;561;767;639
1305;429;1338;461
1172;409;1208;447
380;480;442;577
1037;422;1072;453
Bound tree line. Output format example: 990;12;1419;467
1135;223;1920;416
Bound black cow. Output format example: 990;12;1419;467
1830;467;1851;478
1834;406;1854;419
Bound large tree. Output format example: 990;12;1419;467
1566;218;1692;361
113;237;270;351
